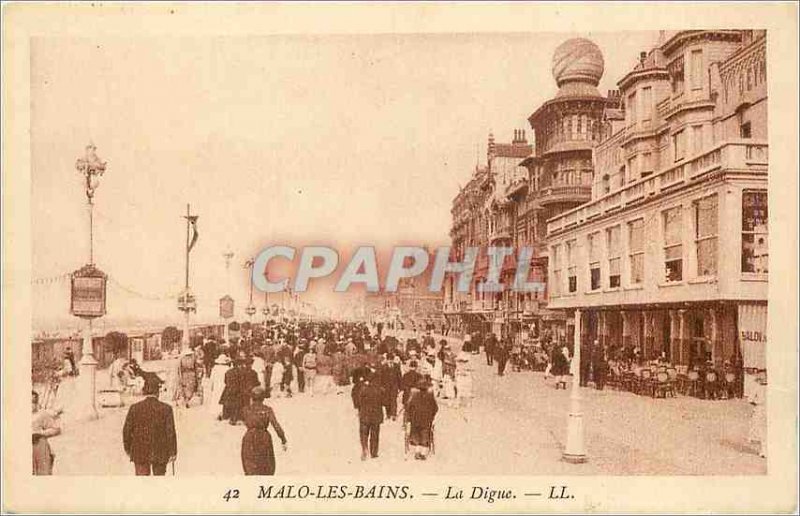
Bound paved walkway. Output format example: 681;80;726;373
45;340;765;476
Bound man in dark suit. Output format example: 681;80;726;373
352;370;384;461
485;333;497;366
122;377;177;476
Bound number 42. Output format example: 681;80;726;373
223;489;240;502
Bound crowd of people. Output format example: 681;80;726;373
115;319;477;475
31;319;767;475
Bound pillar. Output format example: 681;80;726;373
678;309;687;365
643;311;653;359
621;311;631;352
182;310;191;353
78;318;99;421
563;309;587;463
668;310;678;361
708;307;719;366
600;311;608;350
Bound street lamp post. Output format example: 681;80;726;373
245;258;257;323
177;204;198;352
73;143;107;421
221;250;234;343
563;308;587;463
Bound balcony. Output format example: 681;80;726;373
504;177;529;198
489;228;512;243
470;300;498;312
535;184;592;207
547;140;768;236
657;95;715;121
443;301;470;314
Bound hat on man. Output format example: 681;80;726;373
142;377;162;396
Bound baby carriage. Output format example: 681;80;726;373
404;421;435;460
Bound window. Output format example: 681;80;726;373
602;174;610;195
588;232;601;290
742;191;768;273
567;239;577;293
607;225;621;288
627;156;638;182
663;207;683;281
641;86;652;124
627;91;637;125
695;195;718;276
690;50;703;90
673;130;685;161
629;219;645;284
551;245;561;296
740;122;752;139
641;152;653;177
617;166;626;189
692;125;704;155
670;55;685;95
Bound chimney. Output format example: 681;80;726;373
639;51;647;66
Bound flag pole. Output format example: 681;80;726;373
185;203;190;289
182;203;191;352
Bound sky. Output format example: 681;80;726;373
31;30;660;330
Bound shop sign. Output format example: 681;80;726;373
70;264;107;318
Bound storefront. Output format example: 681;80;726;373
579;302;742;368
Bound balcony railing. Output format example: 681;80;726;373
443;301;470;314
547;140;768;236
535;184;592;206
489;229;512;242
470;300;499;312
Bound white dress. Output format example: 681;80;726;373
108;358;125;390
456;367;473;399
251;357;266;389
270;361;284;394
208;364;228;410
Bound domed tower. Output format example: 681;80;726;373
526;37;617;234
552;37;605;96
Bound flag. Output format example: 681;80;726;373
187;215;199;253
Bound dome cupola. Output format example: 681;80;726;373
552;37;605;88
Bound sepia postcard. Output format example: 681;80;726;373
2;1;798;514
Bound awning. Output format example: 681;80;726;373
739;303;767;369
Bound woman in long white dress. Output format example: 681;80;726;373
269;360;285;398
455;352;474;408
208;354;230;417
108;357;127;390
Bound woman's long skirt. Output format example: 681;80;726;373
241;429;276;475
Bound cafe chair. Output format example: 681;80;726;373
653;370;676;398
704;370;720;400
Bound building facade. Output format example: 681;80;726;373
545;30;768;380
445;37;618;343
